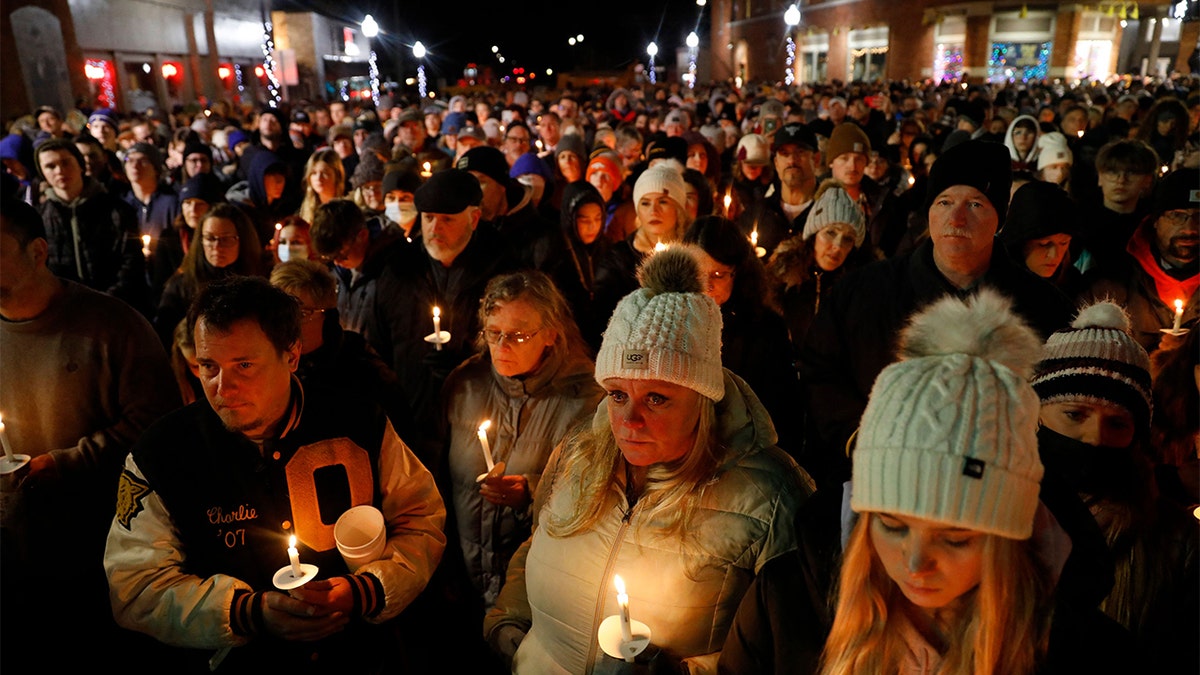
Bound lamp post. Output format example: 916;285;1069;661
784;4;800;86
413;41;427;99
646;42;658;85
686;31;699;89
362;14;380;108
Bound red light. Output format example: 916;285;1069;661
517;76;526;84
218;66;231;80
162;63;179;79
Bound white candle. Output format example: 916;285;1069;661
141;235;151;259
477;420;494;471
432;306;443;351
614;574;634;651
1173;299;1184;332
287;535;303;577
0;413;14;461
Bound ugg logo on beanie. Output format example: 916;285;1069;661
962;457;985;479
622;349;649;369
1189;189;1199;203
853;142;863;152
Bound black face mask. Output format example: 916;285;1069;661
1037;425;1140;502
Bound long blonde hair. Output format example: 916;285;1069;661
298;149;345;224
818;514;1052;675
543;398;720;541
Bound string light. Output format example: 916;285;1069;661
260;16;282;107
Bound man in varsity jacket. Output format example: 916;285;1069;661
103;276;446;673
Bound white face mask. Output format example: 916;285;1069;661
387;202;417;227
278;244;308;262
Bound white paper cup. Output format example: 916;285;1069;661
334;505;387;572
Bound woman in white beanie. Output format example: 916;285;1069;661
593;163;693;328
817;291;1133;675
484;245;813;674
1034;131;1073;193
766;179;877;353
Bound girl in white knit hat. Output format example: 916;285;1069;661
817;290;1132;675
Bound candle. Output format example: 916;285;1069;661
750;228;758;247
421;162;432;178
287;535;303;578
907;174;915;187
432;306;442;351
1076;129;1084;138
477;420;495;471
614;575;634;650
0;413;14;461
141;235;151;259
1173;299;1184;332
723;191;732;216
535;139;544;153
1161;164;1170;176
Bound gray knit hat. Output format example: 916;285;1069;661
852;289;1046;540
802;179;866;246
594;244;725;401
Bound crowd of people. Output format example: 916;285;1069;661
1;69;1197;674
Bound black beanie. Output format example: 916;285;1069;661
924;139;1012;228
413;168;482;214
1000;181;1081;256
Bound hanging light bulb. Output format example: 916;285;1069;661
1118;3;1127;19
1019;4;1028;18
1130;3;1139;19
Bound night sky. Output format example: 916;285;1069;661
273;0;712;83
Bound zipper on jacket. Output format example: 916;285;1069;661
584;494;637;673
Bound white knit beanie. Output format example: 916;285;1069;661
633;164;688;213
851;290;1046;540
1036;131;1073;170
802;179;866;246
594;244;725;401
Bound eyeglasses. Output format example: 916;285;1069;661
201;234;240;247
299;307;326;320
480;327;543;345
1099;170;1148;182
1158;210;1198;226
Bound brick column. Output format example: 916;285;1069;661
828;27;848;83
1048;7;1081;78
1176;20;1199;74
964;13;991;74
888;12;934;80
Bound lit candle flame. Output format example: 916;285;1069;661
478;419;491;433
614;574;626;595
433;306;441;319
275;222;282;231
907;174;915;186
1076;130;1084;138
1176;299;1185;312
750;229;758;246
653;240;668;253
289;534;297;548
142;235;151;246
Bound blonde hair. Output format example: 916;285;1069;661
298;149;345;224
818;515;1052;675
543;398;719;541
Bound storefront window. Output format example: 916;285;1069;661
988;42;1051;82
1073;40;1112;82
85;59;116;109
934;43;965;82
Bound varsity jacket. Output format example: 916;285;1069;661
104;380;446;672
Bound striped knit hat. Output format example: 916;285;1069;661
1032;301;1153;439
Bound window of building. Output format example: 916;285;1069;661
934;15;966;82
848;26;888;82
988;10;1055;82
801;31;828;85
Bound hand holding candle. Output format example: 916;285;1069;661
433;306;443;350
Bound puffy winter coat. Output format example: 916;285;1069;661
484;370;815;674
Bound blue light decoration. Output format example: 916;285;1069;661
234;64;245;97
785;37;797;85
368;50;380;108
987;42;1050;83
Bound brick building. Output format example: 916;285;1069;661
707;0;1199;86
